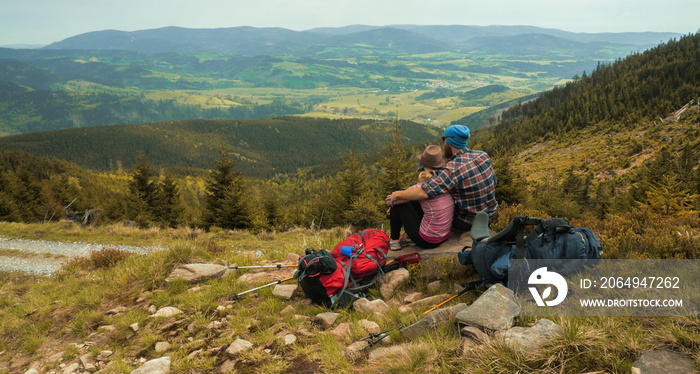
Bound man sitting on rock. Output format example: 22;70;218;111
387;124;498;232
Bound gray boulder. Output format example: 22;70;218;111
455;283;521;331
495;319;563;353
401;303;469;339
165;263;227;283
631;349;697;374
130;356;171;374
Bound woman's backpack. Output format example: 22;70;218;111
296;229;390;309
459;213;603;286
331;228;390;278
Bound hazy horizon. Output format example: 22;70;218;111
1;0;698;46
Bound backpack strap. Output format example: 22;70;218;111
512;216;544;259
331;261;354;309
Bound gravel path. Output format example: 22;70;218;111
0;236;161;276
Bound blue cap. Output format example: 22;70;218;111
444;125;470;149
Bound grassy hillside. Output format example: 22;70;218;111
0;204;698;373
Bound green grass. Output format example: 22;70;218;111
0;222;697;373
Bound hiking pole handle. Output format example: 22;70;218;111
228;276;294;300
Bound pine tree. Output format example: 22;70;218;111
202;144;251;230
378;115;415;196
13;167;43;222
493;155;528;206
331;147;382;228
0;171;20;222
126;154;158;227
157;170;184;228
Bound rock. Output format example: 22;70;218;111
155;342;171;353
131;356;171;374
285;253;300;264
187;349;203;360
331;323;352;341
398;294;450;313
151;306;183;318
237;270;295;286
79;353;96;369
455;284;520;331
401;303;468;339
631;349;696;374
403;292;424;304
130;323;139;332
62;362;80;374
427;280;443;292
380;268;410;299
495;319;562;353
106;306;129;315
280;305;295;316
226;338;254;355
166;263;227;283
460;326;490;343
314;312;340;329
47;351;65;363
97;350;113;361
358;319;381;334
282;334;297;345
353;298;390;315
367;345;404;361
343;341;368;358
24;369;39;374
462;337;478;354
272;284;298;299
219;359;238;373
98;325;118;333
85;332;110;347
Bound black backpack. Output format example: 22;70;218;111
459;212;603;286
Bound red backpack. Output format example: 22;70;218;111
331;229;390;278
296;229;390;309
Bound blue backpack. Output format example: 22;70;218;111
459;213;603;286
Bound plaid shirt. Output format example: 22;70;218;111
421;149;498;226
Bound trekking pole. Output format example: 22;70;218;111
228;264;296;270
227;276;295;300
360;324;406;350
421;280;481;315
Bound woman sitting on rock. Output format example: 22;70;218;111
385;145;454;250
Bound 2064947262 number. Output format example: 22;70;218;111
599;276;680;289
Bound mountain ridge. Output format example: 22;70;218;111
42;24;681;56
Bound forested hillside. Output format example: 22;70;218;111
478;33;700;154
0;116;439;178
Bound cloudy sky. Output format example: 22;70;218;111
1;0;698;46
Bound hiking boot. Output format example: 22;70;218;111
389;240;402;251
399;237;413;246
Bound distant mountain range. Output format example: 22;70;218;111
41;25;681;56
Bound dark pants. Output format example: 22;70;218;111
388;201;445;249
